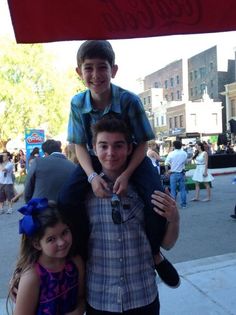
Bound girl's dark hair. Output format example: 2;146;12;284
91;115;133;145
8;201;71;308
77;40;115;67
192;141;205;159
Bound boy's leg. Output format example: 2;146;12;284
131;157;180;288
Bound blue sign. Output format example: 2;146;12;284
25;129;45;169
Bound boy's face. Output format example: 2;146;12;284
76;58;118;97
93;131;132;176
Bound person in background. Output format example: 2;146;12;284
191;141;214;202
8;198;85;315
0;151;14;214
18;149;26;176
165;140;188;209
28;147;40;168
147;140;161;174
24;140;76;203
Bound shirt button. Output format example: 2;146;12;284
120;258;123;262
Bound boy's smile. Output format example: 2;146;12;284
76;58;118;99
94;131;132;180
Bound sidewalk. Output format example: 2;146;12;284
158;252;236;315
1;253;236;315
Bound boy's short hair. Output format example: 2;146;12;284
42;140;62;155
91;115;132;145
77;40;115;67
173;140;182;150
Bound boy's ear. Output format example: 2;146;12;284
93;144;97;155
127;143;133;156
76;67;83;78
111;64;118;78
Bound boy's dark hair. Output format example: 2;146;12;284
42;139;62;155
91;115;132;145
77;40;115;67
173;140;182;150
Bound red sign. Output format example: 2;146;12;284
7;0;236;43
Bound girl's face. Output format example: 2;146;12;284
35;222;72;260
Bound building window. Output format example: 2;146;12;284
156;116;159;126
170;77;174;87
143;98;146;105
179;115;183;127
148;96;151;104
200;83;205;95
194;70;198;79
210;62;214;71
165;80;168;88
190;88;193;97
154;82;158;88
169;117;173;129
231;99;236;116
190;113;197;126
190;72;193;81
195;87;198;96
176;75;180;84
171;92;174;101
161;116;164;125
177;90;180;100
174;116;178;128
210;93;214;99
165;94;168;101
212;113;218;125
210;79;214;87
199;67;206;79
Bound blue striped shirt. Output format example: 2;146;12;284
85;185;158;312
67;84;155;150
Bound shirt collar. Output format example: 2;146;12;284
81;84;122;115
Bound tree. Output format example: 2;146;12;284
0;37;84;150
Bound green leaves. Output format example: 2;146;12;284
0;38;84;149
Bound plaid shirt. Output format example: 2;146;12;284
67;84;154;150
85;184;158;312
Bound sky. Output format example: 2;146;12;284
1;0;236;93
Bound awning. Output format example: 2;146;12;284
7;0;236;44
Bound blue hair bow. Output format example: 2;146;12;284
18;198;48;236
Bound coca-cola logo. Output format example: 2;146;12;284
100;0;202;33
26;133;44;144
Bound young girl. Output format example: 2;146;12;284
8;198;85;315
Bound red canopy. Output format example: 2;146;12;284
7;0;236;43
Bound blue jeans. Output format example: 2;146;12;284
170;172;187;207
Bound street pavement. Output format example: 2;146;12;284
0;168;236;315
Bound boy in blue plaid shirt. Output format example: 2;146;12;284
59;40;180;288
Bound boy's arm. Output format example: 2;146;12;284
151;189;180;250
75;144;109;197
113;142;147;195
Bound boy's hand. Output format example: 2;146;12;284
151;188;179;223
91;176;110;198
113;173;129;196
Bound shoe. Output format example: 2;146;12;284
6;208;13;214
0;209;4;215
230;214;236;219
191;198;199;201
155;256;181;288
181;205;187;209
202;199;210;202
